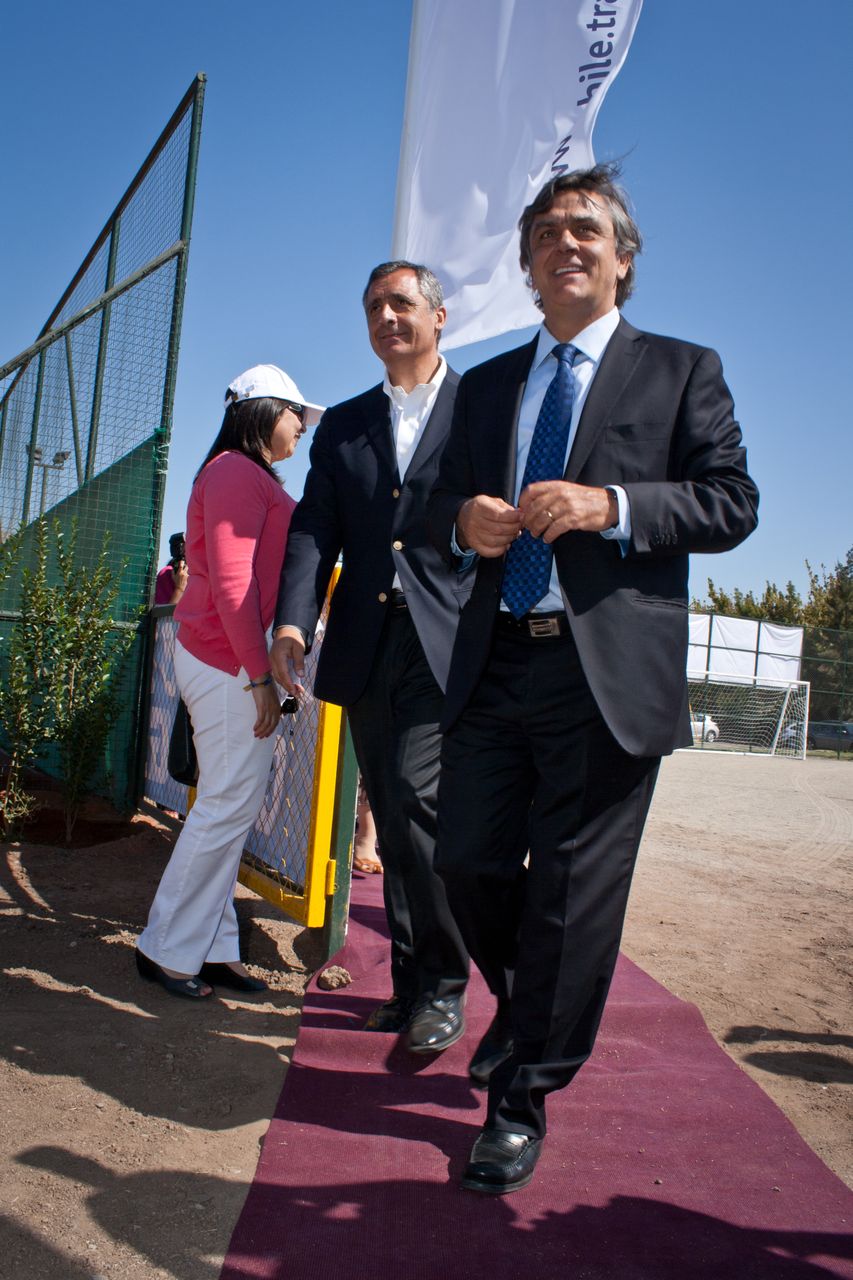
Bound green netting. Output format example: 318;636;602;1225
0;75;205;811
801;626;852;724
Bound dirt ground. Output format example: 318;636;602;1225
1;752;851;1279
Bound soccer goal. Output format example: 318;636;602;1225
685;675;809;758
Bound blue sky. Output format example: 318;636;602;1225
1;0;850;599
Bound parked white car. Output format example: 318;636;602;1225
690;713;720;744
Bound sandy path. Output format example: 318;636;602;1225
1;753;850;1278
623;751;852;1186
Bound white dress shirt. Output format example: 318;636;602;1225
383;356;447;480
453;309;631;610
384;356;447;589
514;310;630;610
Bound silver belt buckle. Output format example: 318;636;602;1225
528;615;560;637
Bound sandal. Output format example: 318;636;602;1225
353;854;383;874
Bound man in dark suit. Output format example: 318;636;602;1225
427;165;758;1194
271;261;468;1052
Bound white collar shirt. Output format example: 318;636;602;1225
514;308;621;501
383;356;447;480
383;355;446;591
511;307;624;613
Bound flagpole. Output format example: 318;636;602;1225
391;0;423;257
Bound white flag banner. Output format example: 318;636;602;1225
392;0;644;350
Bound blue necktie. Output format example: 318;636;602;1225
502;343;577;619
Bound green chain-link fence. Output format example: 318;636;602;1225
801;626;851;724
0;75;205;809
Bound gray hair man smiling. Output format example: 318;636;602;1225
428;163;758;1194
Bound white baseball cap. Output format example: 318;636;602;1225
225;364;325;427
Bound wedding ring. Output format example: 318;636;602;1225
545;509;554;521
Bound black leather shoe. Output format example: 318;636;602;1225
407;994;465;1054
200;962;268;993
135;949;213;1000
469;1003;514;1088
461;1128;543;1194
363;995;416;1033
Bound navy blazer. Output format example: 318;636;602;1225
427;320;759;756
275;369;461;706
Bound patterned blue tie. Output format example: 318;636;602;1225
502;343;577;619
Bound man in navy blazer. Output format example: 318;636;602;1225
272;262;468;1053
427;165;758;1194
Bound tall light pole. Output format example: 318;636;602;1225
26;447;71;516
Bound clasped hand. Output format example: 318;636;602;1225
457;482;616;557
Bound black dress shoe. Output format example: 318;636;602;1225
469;1003;514;1088
200;963;268;993
135;949;213;1000
407;994;465;1054
461;1128;543;1194
363;995;416;1033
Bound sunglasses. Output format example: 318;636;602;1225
282;400;306;423
280;695;299;716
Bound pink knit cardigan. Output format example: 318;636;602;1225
175;451;295;681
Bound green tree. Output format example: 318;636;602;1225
803;546;852;631
692;579;805;625
802;547;852;722
693;545;852;631
692;545;852;724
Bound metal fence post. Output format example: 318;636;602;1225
64;332;84;485
21;350;46;524
85;221;121;481
146;74;206;608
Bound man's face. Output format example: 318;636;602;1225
527;189;630;331
364;269;445;369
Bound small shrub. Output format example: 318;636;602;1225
0;526;50;838
0;518;137;842
50;523;137;839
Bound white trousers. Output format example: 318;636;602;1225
138;640;277;973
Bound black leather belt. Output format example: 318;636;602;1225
496;610;568;638
389;589;408;609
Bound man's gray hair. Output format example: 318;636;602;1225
518;162;642;309
362;261;444;313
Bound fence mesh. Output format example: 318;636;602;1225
0;76;205;809
801;626;851;725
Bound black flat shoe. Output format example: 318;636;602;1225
461;1128;543;1194
469;1002;514;1088
407;993;465;1054
200;962;268;993
135;949;213;1000
362;995;416;1033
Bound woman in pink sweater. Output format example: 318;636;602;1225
137;365;324;1000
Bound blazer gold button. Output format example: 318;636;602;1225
392;488;400;498
378;592;387;602
392;540;403;550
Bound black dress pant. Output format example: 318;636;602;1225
436;622;659;1138
347;606;468;1003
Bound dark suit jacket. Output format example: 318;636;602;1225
275;369;462;706
427;319;759;756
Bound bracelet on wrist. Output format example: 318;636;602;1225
244;674;273;690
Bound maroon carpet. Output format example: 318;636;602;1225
221;874;853;1280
